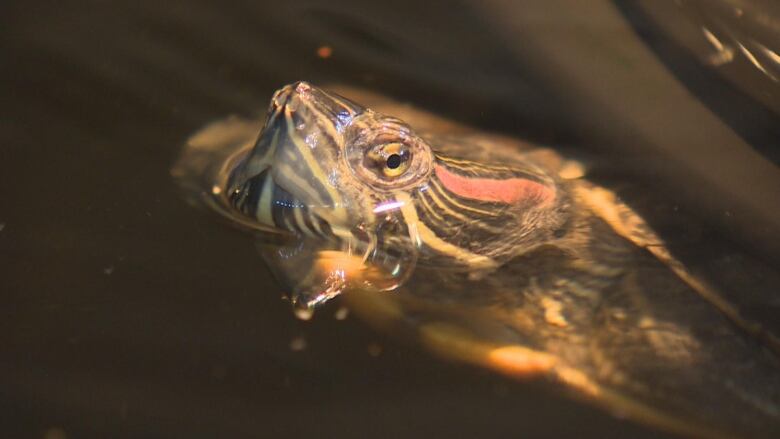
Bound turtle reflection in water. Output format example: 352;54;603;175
173;82;780;438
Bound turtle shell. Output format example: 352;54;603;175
328;86;780;439
176;85;780;439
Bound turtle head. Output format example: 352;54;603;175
228;81;433;260
228;82;565;307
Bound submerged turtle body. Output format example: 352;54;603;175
174;82;780;438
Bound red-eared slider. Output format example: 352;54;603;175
173;82;780;439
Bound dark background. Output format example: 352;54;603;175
2;1;778;438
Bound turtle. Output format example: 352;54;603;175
173;82;780;439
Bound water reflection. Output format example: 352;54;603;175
682;0;780;81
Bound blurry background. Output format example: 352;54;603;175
1;1;778;437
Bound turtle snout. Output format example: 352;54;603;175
270;81;311;110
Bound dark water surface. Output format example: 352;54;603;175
2;1;779;438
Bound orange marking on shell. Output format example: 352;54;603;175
487;345;557;376
434;164;554;205
556;367;601;396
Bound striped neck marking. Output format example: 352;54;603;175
434;164;554;206
395;192;497;269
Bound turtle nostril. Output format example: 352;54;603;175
273;94;289;110
293;81;312;94
271;84;300;110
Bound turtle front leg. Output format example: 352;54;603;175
573;182;778;353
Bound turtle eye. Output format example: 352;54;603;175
345;114;433;192
365;142;412;179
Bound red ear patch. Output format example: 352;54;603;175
434;165;554;205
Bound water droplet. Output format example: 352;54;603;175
43;428;67;439
367;342;383;357
293;306;314;321
290;336;307;352
316;45;333;59
334;307;349;320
